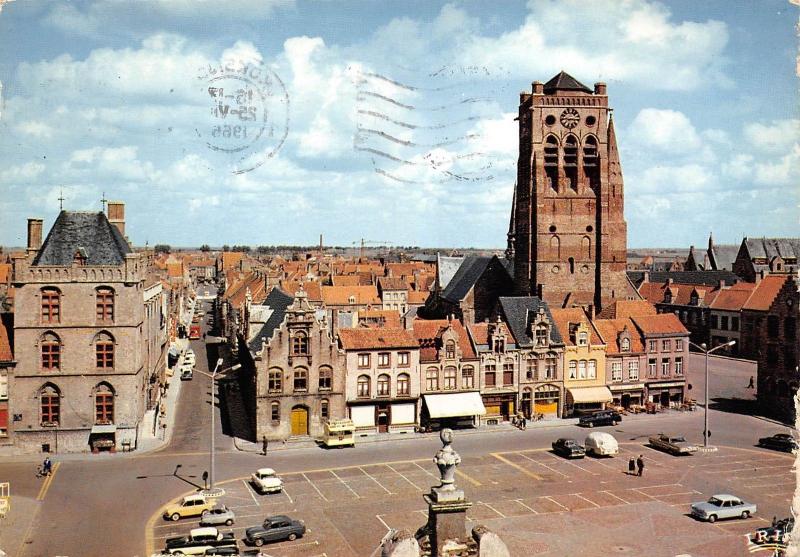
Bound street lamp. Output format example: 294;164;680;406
689;340;736;448
203;358;241;497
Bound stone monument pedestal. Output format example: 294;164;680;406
424;490;472;557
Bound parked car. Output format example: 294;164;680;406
181;367;194;381
165;527;237;552
245;515;306;547
552;438;585;459
584;432;619;456
163;494;215;521
200;504;235;527
758;433;798;453
579;410;622;428
648;433;698;455
752;517;794;545
690;494;757;523
201;546;240;556
250;468;283;494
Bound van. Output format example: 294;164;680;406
322;419;355;448
584;432;619;456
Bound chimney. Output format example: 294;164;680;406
107;201;125;236
642;270;650;284
27;218;43;254
532;81;544;95
718;279;726;290
594;82;607;95
667;278;674;285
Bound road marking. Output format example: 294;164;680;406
36;462;60;501
376;514;391;531
574;493;601;508
514;499;538;514
413;461;439;479
478;501;505;518
602;490;630;505
517;452;568;478
490;453;543;481
331;469;362;499
455;469;482;487
303;473;330;502
360;466;394;495
243;479;260;505
543;495;569;511
282;483;294;504
544;451;599;476
386;463;423;491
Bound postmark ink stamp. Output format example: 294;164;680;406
197;59;289;174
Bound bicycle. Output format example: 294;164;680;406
35;464;51;478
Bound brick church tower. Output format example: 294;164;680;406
510;71;630;310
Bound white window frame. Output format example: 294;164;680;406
611;362;622;382
628;360;639;381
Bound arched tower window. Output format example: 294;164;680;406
582;236;591;260
568;257;575;274
95;332;115;369
550;235;560;259
544;135;559;191
583;135;599;192
41;332;61;370
563;135;578;192
40;384;61;426
94;383;114;424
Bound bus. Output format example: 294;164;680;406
322;419;355;448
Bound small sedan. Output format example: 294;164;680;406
200;504;235;527
245;515;305;547
552;438;585;459
758;433;798;453
690;494;756;523
180;367;194;381
250;468;283;494
648;433;698;455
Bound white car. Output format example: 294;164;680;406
251;468;283;494
690;494;757;523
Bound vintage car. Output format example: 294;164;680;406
690;494;756;523
200;504;236;527
250;468;283;494
163;494;215;521
552;438;585;459
165;527;237;553
758;433;798;453
578;410;622;428
648;433;698;455
245;515;306;547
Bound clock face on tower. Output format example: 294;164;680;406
560;108;580;129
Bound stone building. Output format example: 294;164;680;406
466;318;519;423
338;328;420;434
412;317;484;429
733;238;800;282
251;289;346;440
9;205;163;453
510;72;634;310
593;318;645;409
630;314;689;407
496;297;565;419
0;313;12;442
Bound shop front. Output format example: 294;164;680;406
89;424;117;452
565;386;613;416
533;384;561;418
608;383;645;409
422;392;486;430
349;399;418;435
481;390;516;424
646;381;685;408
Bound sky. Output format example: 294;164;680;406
0;0;797;249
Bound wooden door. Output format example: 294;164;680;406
290;407;308;436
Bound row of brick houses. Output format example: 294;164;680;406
235;285;690;441
0;204;180;453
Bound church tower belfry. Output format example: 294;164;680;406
512;71;629;310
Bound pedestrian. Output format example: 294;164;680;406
628;457;636;475
262;435;268;456
521;416;527;430
636;455;644;477
42;457;52;476
747;375;754;389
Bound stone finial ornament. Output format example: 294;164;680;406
433;428;461;491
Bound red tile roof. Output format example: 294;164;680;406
0;313;13;361
322;285;380;306
220;252;244;270
0;263;10;284
331;275;361;286
467;321;514;346
378;277;408;291
407;290;430;305
638;281;718;307
338;328;419;350
593;318;644;354
413;318;476;361
631;313;689;336
549;308;604;347
359;309;402;328
597;300;657;319
742;275;789;312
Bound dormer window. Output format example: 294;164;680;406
348;295;356;304
535;325;548;347
664;291;673;304
620;337;630;352
445;340;456;359
493;337;505;353
73;249;87;266
578;331;588;346
689;293;698;305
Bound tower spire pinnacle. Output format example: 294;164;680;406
506;184;517;261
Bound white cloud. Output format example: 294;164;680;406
15;120;55;139
636;163;715;194
628;108;702;154
743;119;800;154
0;161;46;183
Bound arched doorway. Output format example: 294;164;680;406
290;405;309;436
534;384;560;417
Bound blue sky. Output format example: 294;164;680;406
0;0;797;249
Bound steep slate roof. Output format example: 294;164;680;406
338;328;418;350
627;270;740;288
631;313;688;336
442;256;511;303
597;300;657;320
594;318;644;354
436;254;464;291
498;296;563;348
33;211;131;266
742;275;790;312
543;71;592;94
744;238;800;260
549;308;604;347
413;318;476;361
247;287;294;353
709;245;739;271
0;313;13;361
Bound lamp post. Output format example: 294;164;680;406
689;340;736;448
204;358;241;497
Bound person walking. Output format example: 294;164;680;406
747;376;754;389
521;416;527;430
42;457;52;476
628;457;636;475
262;435;268;456
636;455;644;477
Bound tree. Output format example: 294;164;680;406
154;244;171;254
222;244;230;252
200;244;210;252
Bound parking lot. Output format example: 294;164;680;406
149;442;794;557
